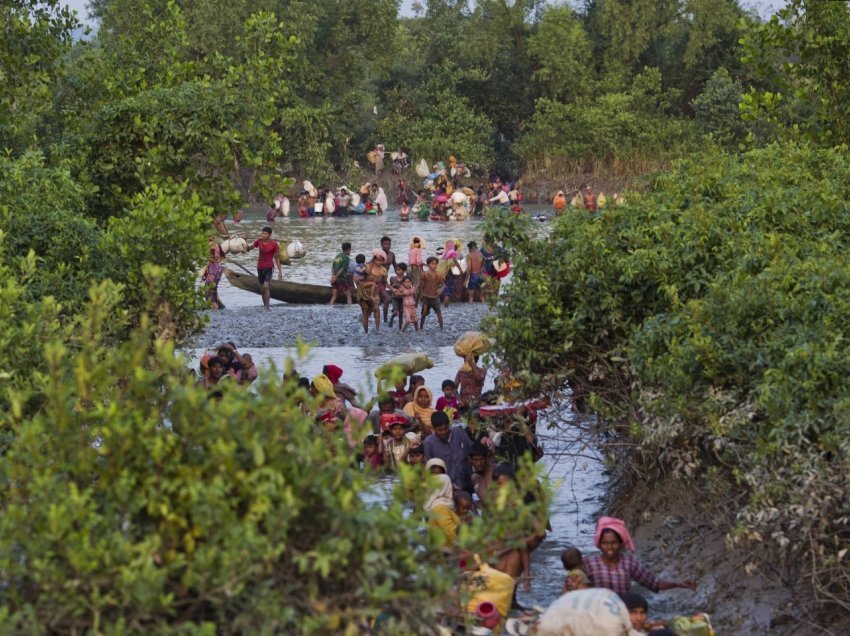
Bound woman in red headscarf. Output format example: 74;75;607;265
323;364;360;408
583;516;697;596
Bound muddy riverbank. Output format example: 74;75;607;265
189;302;492;350
193;205;827;633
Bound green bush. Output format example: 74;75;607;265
515;67;696;176
0;283;548;633
486;142;850;610
0;153;100;308
100;182;211;340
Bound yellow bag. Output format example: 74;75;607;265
570;193;583;208
453;332;493;371
597;192;607;208
465;557;516;619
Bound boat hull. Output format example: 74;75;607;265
223;268;335;304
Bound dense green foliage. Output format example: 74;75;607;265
485;142;850;610
0;273;546;633
740;0;850;146
516;67;695;176
4;0;850;630
16;0;766;192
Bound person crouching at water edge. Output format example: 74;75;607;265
246;225;282;309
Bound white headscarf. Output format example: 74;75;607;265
425;474;454;512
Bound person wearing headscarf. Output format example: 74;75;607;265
583;516;698;596
408;236;425;288
311;373;345;427
323;364;360;408
425;473;460;547
356;249;387;333
403;385;436;435
439;239;461;307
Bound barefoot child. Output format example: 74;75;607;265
400;276;419;331
388;263;407;328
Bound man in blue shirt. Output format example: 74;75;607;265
424;411;473;493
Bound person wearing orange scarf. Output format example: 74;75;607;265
403;385;436;435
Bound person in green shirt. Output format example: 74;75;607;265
329;241;353;305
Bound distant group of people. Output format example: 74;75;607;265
370;144;410;176
553;184;625;216
329;235;507;332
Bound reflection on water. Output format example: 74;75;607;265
186;342;606;609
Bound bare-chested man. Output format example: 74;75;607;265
466;241;485;303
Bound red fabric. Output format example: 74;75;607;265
594;516;636;552
379;412;409;432
251;239;279;269
324;365;343;384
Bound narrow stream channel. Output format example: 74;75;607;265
193;205;609;611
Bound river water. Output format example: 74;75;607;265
193;204;609;610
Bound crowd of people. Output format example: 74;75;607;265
191;335;702;633
328;235;509;332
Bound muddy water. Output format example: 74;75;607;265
193;205;608;610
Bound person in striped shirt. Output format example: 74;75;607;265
583;516;697;597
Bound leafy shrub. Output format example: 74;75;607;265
0;286;547;633
515;67;696;177
0;153;100;307
486;142;850;611
691;67;749;147
100;182;210;340
376;63;495;171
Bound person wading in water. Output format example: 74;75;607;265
246;225;282;310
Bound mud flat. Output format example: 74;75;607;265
189;302;492;350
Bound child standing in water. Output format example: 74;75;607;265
388;263;407;328
200;249;225;309
400;276;419;332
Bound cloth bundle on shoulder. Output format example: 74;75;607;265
375;352;434;380
597;192;607;208
454;331;493;371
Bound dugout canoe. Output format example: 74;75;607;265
223;268;334;304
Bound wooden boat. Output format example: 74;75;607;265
223;268;335;304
